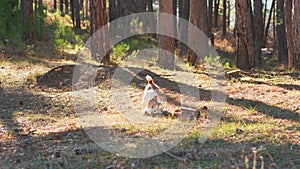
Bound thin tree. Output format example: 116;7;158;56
276;0;288;66
199;0;208;36
74;0;81;30
293;0;300;68
253;0;263;68
207;0;213;43
285;0;294;70
54;0;57;11
70;0;75;26
264;0;275;44
235;0;255;70
188;0;201;65
179;0;190;56
214;0;220;29
158;0;175;70
90;0;110;64
22;0;34;41
60;0;64;12
65;0;69;14
221;0;226;38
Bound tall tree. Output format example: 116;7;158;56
293;0;300;68
54;0;57;11
199;0;208;36
227;0;231;28
188;0;201;65
285;0;294;70
221;0;226;38
158;0;175;70
90;0;110;64
179;0;190;56
214;0;220;29
264;0;275;45
276;0;288;66
22;0;34;41
60;0;64;12
235;0;255;70
65;0;69;14
70;0;75;26
208;0;213;43
74;0;81;30
253;0;263;68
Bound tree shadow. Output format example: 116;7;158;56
226;97;300;122
241;79;300;91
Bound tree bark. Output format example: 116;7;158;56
54;0;57;11
74;0;81;30
276;0;288;66
22;0;34;41
293;0;300;68
264;0;275;44
60;0;64;12
179;0;190;57
70;0;75;26
188;0;201;65
235;0;255;70
253;0;263;68
214;0;220;29
158;0;175;70
208;0;213;44
221;0;226;38
65;0;69;14
90;0;110;64
285;0;294;70
199;0;208;36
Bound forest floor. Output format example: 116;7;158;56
0;29;300;168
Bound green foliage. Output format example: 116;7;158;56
0;0;47;45
111;42;130;61
54;23;76;49
34;5;47;40
0;0;23;45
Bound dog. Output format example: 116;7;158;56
142;75;163;115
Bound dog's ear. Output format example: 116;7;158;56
146;75;153;84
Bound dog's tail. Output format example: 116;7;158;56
146;75;153;84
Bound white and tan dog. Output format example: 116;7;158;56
142;75;164;115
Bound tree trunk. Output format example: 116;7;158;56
158;0;175;70
199;0;208;36
54;0;57;11
22;0;34;41
84;0;89;19
90;0;110;64
208;0;213;44
179;0;190;57
264;0;275;44
188;0;201;65
276;0;288;66
221;0;226;38
235;0;255;70
173;0;178;47
285;0;294;70
293;0;300;68
253;0;263;68
214;0;220;29
70;0;75;26
60;0;64;12
227;0;230;28
65;0;69;14
74;0;81;30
